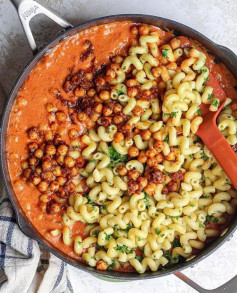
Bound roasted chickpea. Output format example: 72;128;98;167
155;153;164;163
29;157;38;167
50;203;61;214
74;87;85;98
21;160;29;169
100;116;112;127
167;181;178;192
46;103;57;113
57;155;65;165
153;131;165;141
139;25;149;35
147;157;157;167
57;176;66;186
165;151;176;161
126;79;137;87
56;111;67;122
34;149;43;159
41;171;55;181
23;168;31;179
71;167;79;176
106;68;116;78
117;165;127;176
31;175;41;185
39;194;50;203
94;102;103;114
35;167;42;175
138;151;147;163
144;183;156;195
28;142;38;152
64;156;75;168
28;127;39;140
128;146;139;157
38;181;49;192
45;145;56;156
127;87;137;98
90;113;101;122
99;90;110;101
87;88;96;97
96;260;108;271
39;202;47;212
114;103;123;114
114;132;124;143
77;112;88;122
95;76;105;86
67;182;75;193
103;105;113;116
50;181;60;191
128;170;140;181
131;26;139;35
68;129;78;140
132;106;144;117
48;113;56;123
146;149;156;158
45;130;53;141
153;140;164;152
50;122;57;131
53;166;61;176
137;177;148;189
151;67;162;78
141;130;151;141
113;115;124;125
76;157;86;168
42;160;52;170
115;56;124;63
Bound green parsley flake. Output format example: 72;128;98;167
211;99;220;107
162;49;169;59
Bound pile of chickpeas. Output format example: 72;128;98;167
21;24;186;214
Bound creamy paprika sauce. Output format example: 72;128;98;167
6;22;237;270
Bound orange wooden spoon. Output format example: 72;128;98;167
196;73;237;189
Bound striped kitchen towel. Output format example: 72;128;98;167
0;186;74;293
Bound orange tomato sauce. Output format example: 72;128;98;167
6;22;237;266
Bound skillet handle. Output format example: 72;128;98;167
9;0;73;54
175;272;237;293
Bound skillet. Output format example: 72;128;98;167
1;0;237;291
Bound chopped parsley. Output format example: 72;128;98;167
211;99;220;107
163;251;180;264
155;228;161;235
115;245;133;254
143;192;150;207
162;49;169;59
206;216;219;223
161;234;165;237
108;146;128;167
85;193;95;206
201;151;208;161
100;204;107;211
108;262;115;270
199;221;205;228
105;234;112;241
190;204;195;207
92;230;100;237
204;76;210;83
172;238;181;248
213;218;219;223
190;45;195;49
135;255;143;262
197;108;202;115
170;111;178;118
164;136;169;143
89;159;96;163
124;224;133;232
208;94;214;100
138;237;142;241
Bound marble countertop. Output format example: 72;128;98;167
0;0;236;292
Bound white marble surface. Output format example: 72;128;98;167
0;0;237;292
